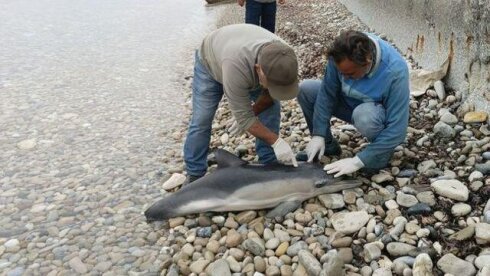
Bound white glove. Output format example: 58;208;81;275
272;138;298;167
229;120;245;136
323;156;364;177
306;136;325;162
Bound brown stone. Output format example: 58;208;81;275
463;111;488;123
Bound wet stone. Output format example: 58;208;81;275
318;194;345;209
298;250;321;276
437;253;476;276
475;162;490;175
463;111;488;123
407;203;432;215
396;193;418;207
243;238;265;256
286;241;307;256
449;225;475;241
197;227;213;238
331;211;369;234
431;179;469;201
397;169;418;178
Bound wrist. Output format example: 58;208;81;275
353;156;365;168
272;137;282;148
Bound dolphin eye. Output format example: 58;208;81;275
314;180;327;188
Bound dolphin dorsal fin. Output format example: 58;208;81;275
214;149;248;168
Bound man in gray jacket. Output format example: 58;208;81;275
183;24;299;184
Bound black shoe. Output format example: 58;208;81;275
183;175;202;186
296;151;309;162
324;139;342;156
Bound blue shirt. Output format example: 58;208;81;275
312;34;410;168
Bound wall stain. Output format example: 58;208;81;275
466;35;474;51
415;34;425;53
438;32;442;52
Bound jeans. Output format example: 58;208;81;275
245;0;277;33
183;51;280;177
297;79;392;168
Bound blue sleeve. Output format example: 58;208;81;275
357;66;410;167
312;60;341;137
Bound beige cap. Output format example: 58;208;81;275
258;41;299;101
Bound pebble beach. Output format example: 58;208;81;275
2;0;490;275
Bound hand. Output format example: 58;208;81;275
324;156;364;177
229;119;244;136
272;138;298;167
238;0;245;6
278;0;285;4
305;136;325;162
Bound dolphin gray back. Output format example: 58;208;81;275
144;149;358;221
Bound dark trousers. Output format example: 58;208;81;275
245;0;277;33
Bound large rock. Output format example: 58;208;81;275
298;250;322;276
440;112;458;125
412;253;433;276
396;193;418;207
475;223;490;244
321;251;345;276
449;225;475;241
433;121;455;138
242;238;265;256
363;242;382;262
431;179;469;201
463;111;488;123
475;255;490;270
190;260;210;274
386;242;416;257
318;194;345;209
417;160;436;174
436;253;476;276
331;211;370;234
209;259;231;276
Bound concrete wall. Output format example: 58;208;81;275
339;0;490;113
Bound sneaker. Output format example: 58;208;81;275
183;175;202;186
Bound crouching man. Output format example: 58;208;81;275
298;30;410;177
184;24;300;184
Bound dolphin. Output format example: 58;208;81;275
145;149;363;221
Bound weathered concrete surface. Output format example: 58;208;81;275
339;0;490;118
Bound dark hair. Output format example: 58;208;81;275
327;30;373;66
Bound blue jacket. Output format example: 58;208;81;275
312;34;410;168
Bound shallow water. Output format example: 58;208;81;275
0;0;224;174
0;0;225;273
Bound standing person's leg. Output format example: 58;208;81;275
245;0;261;26
184;52;224;178
351;102;392;169
261;1;277;33
250;89;280;164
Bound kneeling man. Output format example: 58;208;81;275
298;30;410;177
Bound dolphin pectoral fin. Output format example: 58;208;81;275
266;200;302;219
214;149;248;168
